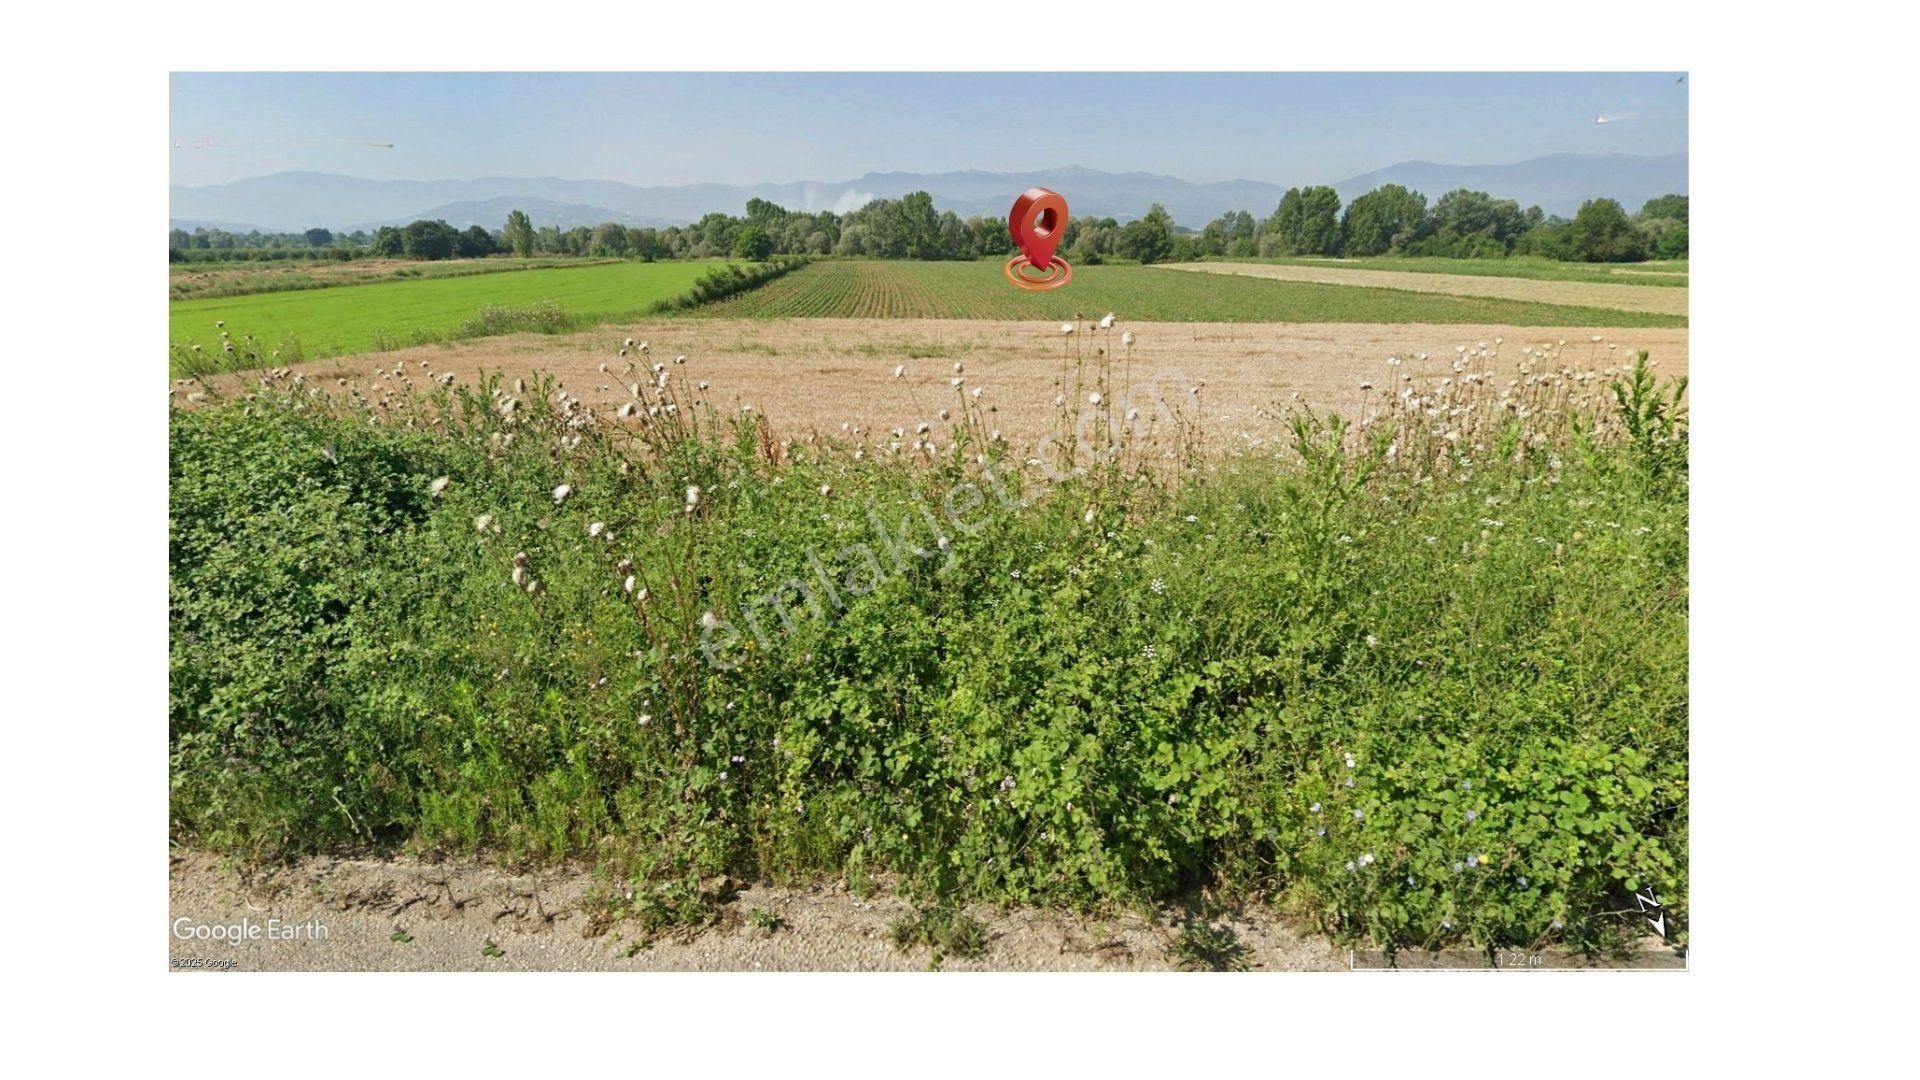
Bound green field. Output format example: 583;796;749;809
694;260;1688;326
169;256;622;301
1209;254;1689;287
170;260;729;358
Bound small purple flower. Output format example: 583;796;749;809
1352;809;1364;821
1517;875;1529;888
1466;854;1480;868
999;775;1016;792
1465;810;1478;823
731;755;745;764
1310;802;1322;814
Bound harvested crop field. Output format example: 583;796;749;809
1156;261;1689;316
169;256;620;301
691;260;1687;326
229;317;1688;455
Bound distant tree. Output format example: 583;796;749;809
1116;204;1176;264
1067;219;1119;264
591;222;628;257
937;211;969;259
1633;194;1689;260
503;210;535;258
1199;211;1257;258
898;191;944;259
1638;194;1689;223
455;225;496;258
303;227;333;247
1197;217;1230;257
371;226;404;257
965;215;1011;258
629;227;667;261
1654;223;1688;259
401;219;458;260
744;197;789;229
1566;198;1648;262
1218;210;1256;257
1511;216;1572;260
730;225;775;261
691;212;737;258
1265;186;1343;256
1418;188;1530;256
1341;184;1427;256
832;222;869;256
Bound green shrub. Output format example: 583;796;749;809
650;257;806;312
453;301;576;338
169;343;1686;951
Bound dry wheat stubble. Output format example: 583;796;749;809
248;318;1688;454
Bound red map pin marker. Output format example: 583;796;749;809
1005;187;1072;291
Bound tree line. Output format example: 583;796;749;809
169;186;1687;266
1181;185;1689;262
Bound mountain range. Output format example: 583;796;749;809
170;155;1688;235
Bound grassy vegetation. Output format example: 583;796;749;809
169;256;622;302
169;260;732;360
695;260;1688;326
1211;255;1689;287
169;327;1687;952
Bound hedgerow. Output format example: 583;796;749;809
169;328;1686;952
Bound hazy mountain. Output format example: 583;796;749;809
349;196;676;233
170;155;1688;234
169;217;266;234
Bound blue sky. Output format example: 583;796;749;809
170;72;1688;188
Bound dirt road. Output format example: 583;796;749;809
167;851;1344;972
